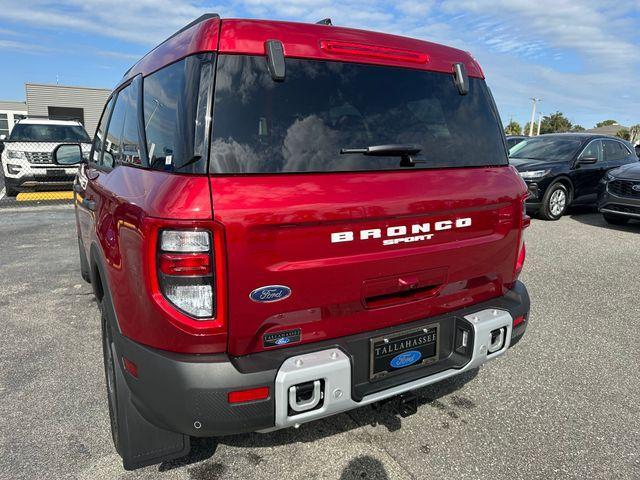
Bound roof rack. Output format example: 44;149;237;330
164;13;220;44
122;13;220;78
316;18;332;25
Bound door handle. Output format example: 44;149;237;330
83;198;97;211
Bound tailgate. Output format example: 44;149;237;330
211;167;525;356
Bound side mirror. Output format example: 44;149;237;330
53;144;83;166
578;156;597;165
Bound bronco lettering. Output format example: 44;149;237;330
331;217;472;245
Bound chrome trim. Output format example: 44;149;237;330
265;308;513;431
600;208;640;219
576;138;603;163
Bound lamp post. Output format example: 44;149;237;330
529;98;542;137
537;112;543;136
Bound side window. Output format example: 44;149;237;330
603;140;631;162
119;78;143;166
143;54;212;173
579;140;601;162
92;96;115;165
102;78;144;169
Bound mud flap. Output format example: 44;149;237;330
113;348;191;471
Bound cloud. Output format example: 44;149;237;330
440;0;640;69
0;0;638;127
0;39;54;54
0;0;229;45
94;50;142;61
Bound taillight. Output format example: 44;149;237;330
522;197;531;229
514;196;528;279
515;242;526;277
158;230;214;319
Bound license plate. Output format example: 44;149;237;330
46;169;62;177
370;324;439;379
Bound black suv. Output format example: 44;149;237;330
509;133;638;220
598;162;640;225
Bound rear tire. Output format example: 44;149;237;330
101;304;121;454
603;213;629;225
78;238;91;283
539;182;569;221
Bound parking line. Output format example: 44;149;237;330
0;187;5;201
16;191;74;201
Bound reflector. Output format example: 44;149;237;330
228;387;270;404
513;315;526;328
159;253;211;276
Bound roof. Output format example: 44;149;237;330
121;15;483;85
528;133;633;146
25;83;111;93
16;118;83;126
585;124;629;136
0;100;27;111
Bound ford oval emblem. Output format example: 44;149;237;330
250;285;292;303
389;350;422;369
275;337;290;345
632;184;640;192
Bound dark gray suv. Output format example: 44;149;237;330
598;162;640;225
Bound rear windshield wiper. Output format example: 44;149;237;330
340;144;425;167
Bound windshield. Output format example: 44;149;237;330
9;123;90;142
210;56;507;174
509;137;582;161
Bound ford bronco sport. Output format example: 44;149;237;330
54;14;530;470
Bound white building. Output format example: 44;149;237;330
1;83;111;139
0;101;27;138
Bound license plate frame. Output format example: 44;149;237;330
369;324;440;380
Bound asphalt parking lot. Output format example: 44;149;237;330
1;206;639;480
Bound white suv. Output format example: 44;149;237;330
0;118;91;196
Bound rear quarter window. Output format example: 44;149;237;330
210;56;507;174
143;54;213;174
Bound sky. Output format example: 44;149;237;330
0;0;639;129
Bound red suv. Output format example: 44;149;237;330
54;14;530;470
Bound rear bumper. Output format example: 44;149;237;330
113;281;529;437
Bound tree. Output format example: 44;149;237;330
629;125;640;145
615;128;630;141
596;119;618;128
523;122;532;135
504;120;522;135
571;125;585;132
539;111;573;134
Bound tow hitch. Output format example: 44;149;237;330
398;392;418;417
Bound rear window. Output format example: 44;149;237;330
210;56;507;174
9;123;90;143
